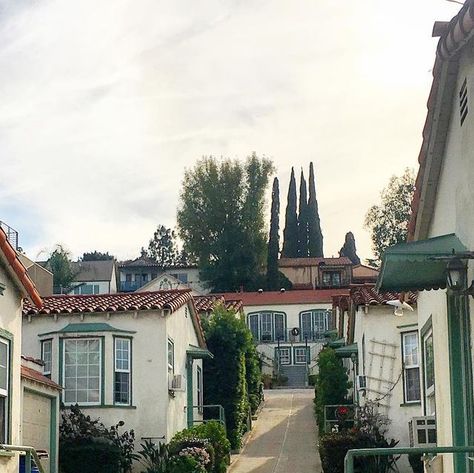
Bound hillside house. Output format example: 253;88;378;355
68;260;118;295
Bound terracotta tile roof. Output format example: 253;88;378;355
23;289;193;316
279;257;352;268
0;227;42;308
21;364;62;391
352;264;379;282
350;285;417;307
217;289;349;306
193;295;243;313
409;1;474;240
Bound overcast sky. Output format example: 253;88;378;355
0;0;460;262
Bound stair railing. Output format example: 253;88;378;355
0;444;45;473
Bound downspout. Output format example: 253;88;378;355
186;355;194;428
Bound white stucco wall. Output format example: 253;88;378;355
0;263;24;473
414;44;474;473
22;302;203;471
354;305;421;447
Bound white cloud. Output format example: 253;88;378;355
0;0;461;261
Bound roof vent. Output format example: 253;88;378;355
280;288;286;293
258;288;263;293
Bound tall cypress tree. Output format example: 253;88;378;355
297;169;309;257
266;177;280;289
339;231;361;265
282;167;298;258
308;162;324;257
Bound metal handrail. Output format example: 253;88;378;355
191;404;226;431
344;445;474;473
0;444;45;473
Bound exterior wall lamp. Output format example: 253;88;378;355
446;258;467;291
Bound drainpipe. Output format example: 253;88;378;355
186;355;194;428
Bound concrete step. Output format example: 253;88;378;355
280;365;308;387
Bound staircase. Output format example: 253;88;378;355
280;365;308;387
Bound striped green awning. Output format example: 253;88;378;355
376;234;467;292
187;345;214;359
39;323;136;336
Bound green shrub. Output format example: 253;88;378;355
308;374;317;386
319;431;359;473
169;455;206;473
59;439;121;473
314;347;351;433
169;421;230;473
135;440;170;473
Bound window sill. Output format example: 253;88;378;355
0;451;15;458
67;404;137;409
400;402;421;407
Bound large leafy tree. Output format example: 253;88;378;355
281;167;298;258
308;162;324;257
266;177;280;290
146;224;180;268
177;154;274;292
364;168;415;266
47;245;78;294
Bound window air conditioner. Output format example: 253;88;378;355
408;416;437;447
356;375;367;391
168;374;185;391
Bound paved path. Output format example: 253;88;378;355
229;389;321;473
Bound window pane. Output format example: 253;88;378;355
313;311;327;339
424;334;435;390
403;333;419;366
300;312;312;340
114;372;130;404
42;340;52;375
278;348;290;365
295;348;307;364
248;315;259;341
0;342;7;391
274;313;285;341
406;367;421;401
64;339;101;405
167;340;174;370
261;313;272;340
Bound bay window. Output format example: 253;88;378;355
402;331;421;403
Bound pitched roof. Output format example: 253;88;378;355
409;1;474;240
352;264;379;282
118;256;197;270
278;257;352;268
23;289;193;316
71;260;115;282
194;295;243;313
0;227;42;308
218;289;349;306
349;285;417;307
21;364;62;390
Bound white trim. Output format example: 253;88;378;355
41;339;52;376
114;337;131;406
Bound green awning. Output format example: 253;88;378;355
376;233;467;292
328;338;345;349
39;323;136;336
323;329;338;338
187;345;214;360
335;343;358;358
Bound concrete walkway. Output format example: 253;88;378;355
229;389;321;473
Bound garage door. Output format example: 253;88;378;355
23;391;51;473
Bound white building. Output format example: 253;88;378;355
0;226;45;473
22;289;212;470
377;3;474;471
68;260;118;295
333;285;420;471
219;289;347;386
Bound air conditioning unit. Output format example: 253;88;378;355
356;375;367;391
168;374;185;391
409;416;437;447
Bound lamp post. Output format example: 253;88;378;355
446;258;467;291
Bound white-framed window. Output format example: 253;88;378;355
0;338;10;443
260;312;273;341
294;347;308;364
402;331;421;403
63;338;101;405
247;312;286;342
277;347;291;365
197;366;203;413
41;339;52;377
423;328;436;415
168;339;174;372
114;338;131;405
300;310;329;341
73;284;100;295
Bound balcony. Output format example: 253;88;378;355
120;281;143;292
0;221;19;250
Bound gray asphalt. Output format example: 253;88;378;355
229;389;322;473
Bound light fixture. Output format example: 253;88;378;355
446;258;466;291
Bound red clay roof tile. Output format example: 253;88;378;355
21;364;62;390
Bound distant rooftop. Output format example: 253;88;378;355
278;257;352;268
